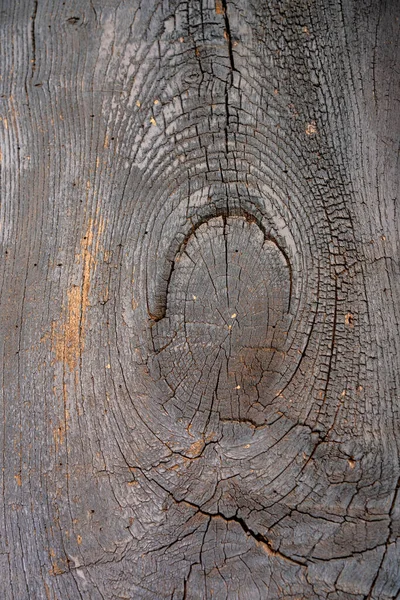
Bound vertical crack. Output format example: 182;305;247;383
31;0;38;74
221;0;235;156
221;0;235;73
222;215;230;308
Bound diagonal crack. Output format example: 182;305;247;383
177;497;306;568
130;464;305;567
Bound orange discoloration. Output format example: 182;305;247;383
185;439;205;457
48;548;69;575
14;473;22;486
49;562;66;576
44;582;51;600
53;424;65;452
215;0;224;15
52;217;104;371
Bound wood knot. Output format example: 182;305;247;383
149;215;293;430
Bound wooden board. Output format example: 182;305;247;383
0;0;399;597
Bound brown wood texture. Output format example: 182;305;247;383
0;0;399;598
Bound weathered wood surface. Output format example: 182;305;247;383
0;0;399;598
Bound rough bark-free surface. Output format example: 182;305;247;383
0;0;399;598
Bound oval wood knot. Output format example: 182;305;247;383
150;215;292;428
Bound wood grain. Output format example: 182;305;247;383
0;0;399;598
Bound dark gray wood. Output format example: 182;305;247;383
0;0;399;598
